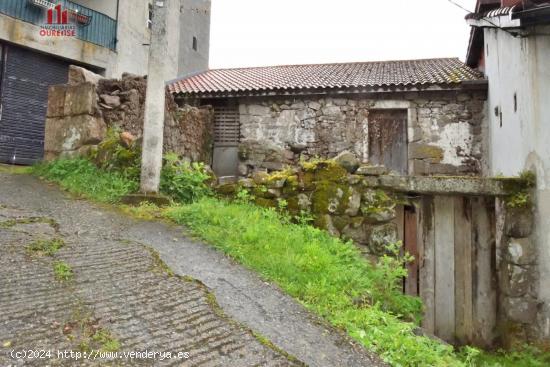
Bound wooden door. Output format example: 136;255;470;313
417;195;497;346
368;109;408;174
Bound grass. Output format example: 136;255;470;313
32;159;137;203
30;158;550;366
466;345;550;367
27;238;65;256
53;261;73;281
166;198;459;366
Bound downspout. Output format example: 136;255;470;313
115;0;120;51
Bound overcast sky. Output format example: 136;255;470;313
209;0;477;69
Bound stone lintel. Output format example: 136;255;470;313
373;175;526;197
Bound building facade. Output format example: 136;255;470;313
466;0;550;342
0;0;210;164
169;58;488;179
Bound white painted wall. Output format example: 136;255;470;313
483;24;550;338
179;0;211;76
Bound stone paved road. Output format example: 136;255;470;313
0;171;385;367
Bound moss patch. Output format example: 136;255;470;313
27;238;65;257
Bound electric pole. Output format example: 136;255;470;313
140;0;178;194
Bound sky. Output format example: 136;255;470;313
209;0;477;69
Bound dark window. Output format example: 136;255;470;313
514;93;517;112
192;36;198;51
148;4;153;29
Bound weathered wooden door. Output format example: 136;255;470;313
417;195;497;346
368;109;408;174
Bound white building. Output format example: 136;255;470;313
467;0;550;341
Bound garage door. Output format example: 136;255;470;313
0;44;70;165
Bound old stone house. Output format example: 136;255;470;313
168;58;488;178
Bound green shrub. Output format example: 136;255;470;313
160;153;212;203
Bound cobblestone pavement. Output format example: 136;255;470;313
0;205;298;367
0;171;385;367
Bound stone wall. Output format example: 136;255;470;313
45;67;214;163
226;155;402;258
496;199;542;345
217;157;538;347
236;90;486;177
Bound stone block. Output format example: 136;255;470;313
44;114;106;156
308;101;321;110
100;94;121;108
505;207;534;238
68;65;104;86
314;214;340;237
321;106;342;117
248;104;271;116
507;238;537;266
345;188;361;216
47;85;67;118
64;82;96;116
334;150;360;173
342;220;368;244
356;165;388;176
366;223;398;256
503;297;539;324
408;143;444;161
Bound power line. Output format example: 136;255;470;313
446;0;522;38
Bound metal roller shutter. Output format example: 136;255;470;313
0;45;70;165
212;105;240;178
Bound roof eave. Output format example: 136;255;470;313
466;15;522;28
173;82;488;99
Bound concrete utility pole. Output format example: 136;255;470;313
140;0;179;194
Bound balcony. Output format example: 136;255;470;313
0;0;117;50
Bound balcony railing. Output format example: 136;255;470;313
0;0;117;50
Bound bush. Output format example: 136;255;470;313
160;153;212;203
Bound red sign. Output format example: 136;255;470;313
36;2;77;37
47;4;68;24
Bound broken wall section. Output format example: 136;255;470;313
45;66;214;163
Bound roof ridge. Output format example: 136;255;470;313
168;58;483;96
203;57;461;73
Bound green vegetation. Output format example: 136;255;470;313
160;153;212;203
91;329;121;353
166;199;458;366
32;159;137;203
31;157;549;366
465;345;550;367
53;261;73;281
27;238;65;256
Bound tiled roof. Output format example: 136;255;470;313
168;58;483;96
465;6;514;20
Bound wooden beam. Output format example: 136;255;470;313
405;207;419;296
434;196;456;342
472;197;497;347
418;197;436;333
454;197;474;344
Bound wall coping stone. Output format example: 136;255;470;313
372;175;528;197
